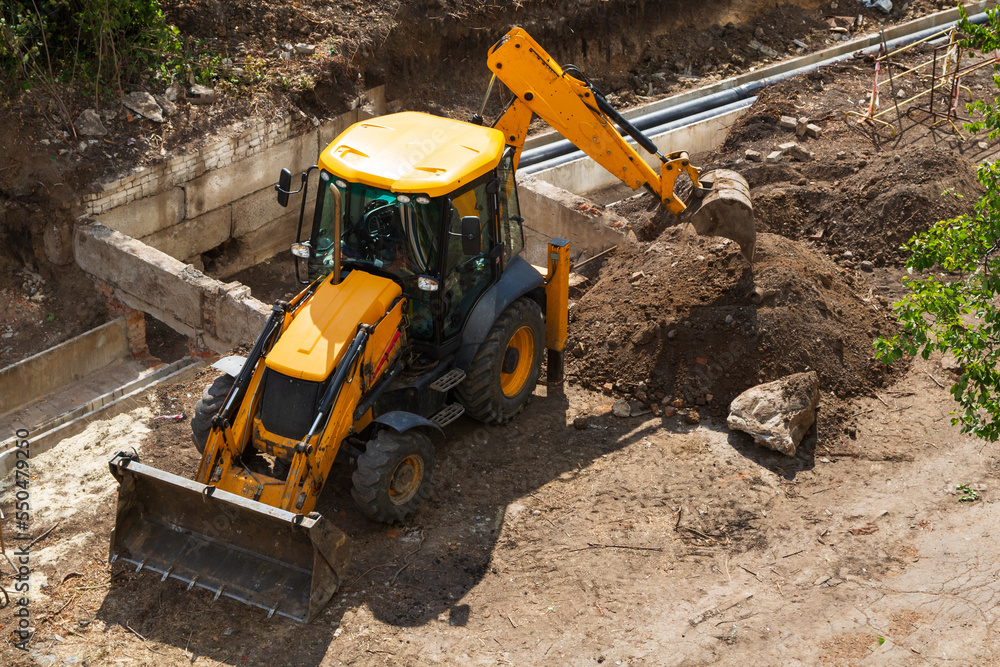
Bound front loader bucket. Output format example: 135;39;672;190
684;169;756;263
108;455;351;622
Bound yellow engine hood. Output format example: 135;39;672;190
265;271;402;382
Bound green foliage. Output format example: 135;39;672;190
875;6;1000;441
962;6;1000;140
956;484;980;502
0;0;181;98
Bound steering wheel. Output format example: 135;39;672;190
361;200;396;257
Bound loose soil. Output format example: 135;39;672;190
567;231;900;424
565;39;992;426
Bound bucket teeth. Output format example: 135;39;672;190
109;457;351;622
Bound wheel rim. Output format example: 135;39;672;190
388;455;424;505
501;325;535;398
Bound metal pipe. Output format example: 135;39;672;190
519;9;992;171
524;97;756;174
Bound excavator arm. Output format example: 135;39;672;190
488;28;755;262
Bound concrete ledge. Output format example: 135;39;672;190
76;223;206;326
75;222;271;351
516;173;630;265
0;318;130;415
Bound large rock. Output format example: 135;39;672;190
858;0;892;14
123;91;164;123
727;371;820;456
74;108;107;137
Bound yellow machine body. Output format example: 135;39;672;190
109;25;753;625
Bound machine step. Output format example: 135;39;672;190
431;403;465;427
430;369;467;392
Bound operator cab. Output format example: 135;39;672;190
281;112;527;355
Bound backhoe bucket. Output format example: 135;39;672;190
108;455;351;622
684;169;756;263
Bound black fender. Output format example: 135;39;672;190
373;411;444;437
455;255;544;370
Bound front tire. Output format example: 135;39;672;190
457;297;544;424
352;429;435;523
190;374;234;454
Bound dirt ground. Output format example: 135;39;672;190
6;1;1000;665
4;348;999;666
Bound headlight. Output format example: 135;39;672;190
396;194;411;204
290;242;311;258
417;276;439;292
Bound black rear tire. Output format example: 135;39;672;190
456;297;544;424
191;374;234;454
351;429;434;523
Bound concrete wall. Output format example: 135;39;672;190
516;173;630;265
89;87;386;274
0;318;129;415
75;222;271;353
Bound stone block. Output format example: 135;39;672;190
94;187;185;239
779;115;797;130
728;371;820;456
777;141;798;153
231;182;317;237
765;150;784;163
140;206;232;261
806;123;822;139
744;149;763;163
75;222;206;329
795;117;809;138
788;144;815;161
184;130;318;218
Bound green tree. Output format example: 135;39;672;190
0;0;180;100
875;7;1000;440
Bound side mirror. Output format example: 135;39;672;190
275;168;292;207
461;216;482;255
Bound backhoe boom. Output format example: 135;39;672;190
488;28;755;261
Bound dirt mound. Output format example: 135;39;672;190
748;144;982;266
712;83;984;267
567;230;900;413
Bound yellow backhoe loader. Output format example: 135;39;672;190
108;28;754;622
